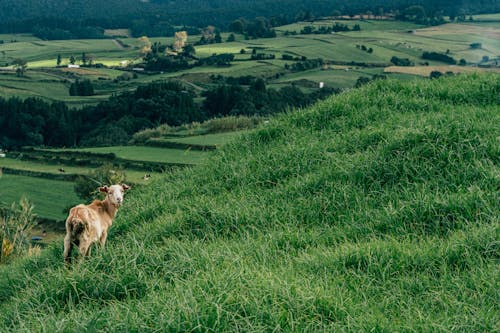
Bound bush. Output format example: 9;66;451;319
390;56;414;66
74;164;126;201
429;70;443;79
0;197;37;264
422;51;456;64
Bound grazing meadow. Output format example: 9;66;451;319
0;18;498;106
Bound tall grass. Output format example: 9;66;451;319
0;74;498;332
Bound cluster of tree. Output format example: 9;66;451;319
356;45;373;53
203;79;340;117
229;17;276;39
354;74;387;88
390;56;414;66
282;55;307;61
251;53;276;61
0;0;499;37
33;25;105;40
69;80;94;96
197;54;235;67
422;51;457;64
0;81;199;148
300;23;360;35
285;58;324;72
196;26;223;45
0;77;342;148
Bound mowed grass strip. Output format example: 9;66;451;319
46;146;208;164
0;74;498;331
0;174;79;220
0;157;158;184
162;130;250;147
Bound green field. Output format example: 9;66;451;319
0;74;498;331
162;131;250;146
0;174;79;220
0;19;497;105
0;157;158;184
48;146;208;164
0;129;243;221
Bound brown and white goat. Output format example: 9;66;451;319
63;184;130;263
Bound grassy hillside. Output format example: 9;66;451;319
0;74;498;331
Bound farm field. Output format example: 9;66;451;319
384;65;500;76
0;157;157;184
0;173;79;221
47;146;208;164
163;130;250;147
0;18;497;104
0;127;246;223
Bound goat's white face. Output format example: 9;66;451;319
100;184;130;207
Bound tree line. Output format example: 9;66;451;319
0;0;498;37
0;80;339;148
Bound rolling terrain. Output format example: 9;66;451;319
0;17;498;106
0;74;498;331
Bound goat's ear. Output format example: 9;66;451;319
122;184;131;191
99;186;108;193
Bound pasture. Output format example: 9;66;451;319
0;18;497;105
0;173;79;221
0;129;237;222
48;146;208;164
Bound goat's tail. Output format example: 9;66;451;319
69;218;85;237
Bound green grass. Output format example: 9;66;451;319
47;146;208;164
162;131;250;146
0;157;158;184
276;19;424;33
0;174;79;220
0;20;497;103
0;74;498;331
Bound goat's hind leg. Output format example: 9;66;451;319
63;234;73;264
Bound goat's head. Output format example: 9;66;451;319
99;184;131;207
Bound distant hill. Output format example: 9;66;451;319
1;74;498;330
0;0;498;29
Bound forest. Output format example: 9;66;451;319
0;80;338;148
0;0;498;37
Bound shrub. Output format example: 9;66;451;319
422;51;456;64
390;56;414;66
74;164;126;201
0;197;37;264
429;70;443;79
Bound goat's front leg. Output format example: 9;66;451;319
99;231;108;248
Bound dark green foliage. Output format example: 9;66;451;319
300;23;359;35
74;164;126;201
0;74;498;331
0;81;200;148
422;51;457;64
390;56;414;66
430;70;443;79
202;81;339;117
197;53;234;67
287;58;323;72
69;79;94;96
229;17;276;39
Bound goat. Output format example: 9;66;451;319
63;184;130;263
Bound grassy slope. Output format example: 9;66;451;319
0;74;498;331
